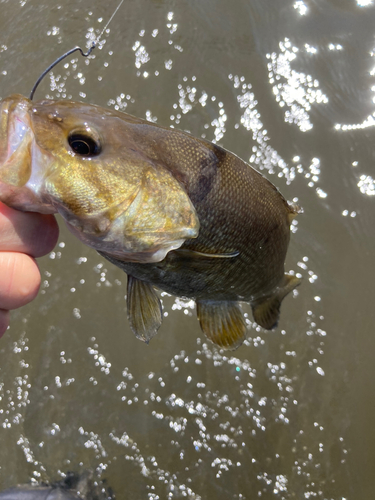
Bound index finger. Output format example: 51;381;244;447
0;202;59;257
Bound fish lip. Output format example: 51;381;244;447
0;94;33;168
0;96;13;166
0;94;57;214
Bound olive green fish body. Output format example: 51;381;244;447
0;94;301;350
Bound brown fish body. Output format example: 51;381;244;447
0;94;300;349
101;135;292;302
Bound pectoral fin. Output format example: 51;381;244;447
196;300;247;350
174;248;239;259
251;274;301;330
127;275;162;343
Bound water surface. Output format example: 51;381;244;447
0;0;374;498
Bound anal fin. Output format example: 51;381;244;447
127;275;162;344
196;300;247;350
252;273;301;330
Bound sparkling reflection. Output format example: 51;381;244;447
0;0;373;498
357;0;373;6
357;174;375;195
267;39;329;132
293;1;308;16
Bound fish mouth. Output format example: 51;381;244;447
0;94;55;213
0;94;33;186
5;101;30;158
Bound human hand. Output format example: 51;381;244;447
0;202;59;338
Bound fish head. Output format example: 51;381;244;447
0;94;199;263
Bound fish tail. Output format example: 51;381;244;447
251;273;301;330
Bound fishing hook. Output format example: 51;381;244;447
29;0;124;100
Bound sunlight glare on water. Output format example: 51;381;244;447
267;39;328;132
0;0;375;498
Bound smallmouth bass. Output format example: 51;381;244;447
0;94;300;349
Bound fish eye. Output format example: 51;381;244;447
68;131;101;157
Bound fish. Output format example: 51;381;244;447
0;93;301;350
0;470;114;500
0;485;79;500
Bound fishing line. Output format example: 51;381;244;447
29;0;124;100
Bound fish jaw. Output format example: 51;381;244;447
0;94;56;213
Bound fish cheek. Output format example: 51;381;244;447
43;160;105;218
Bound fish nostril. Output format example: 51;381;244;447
68;132;101;157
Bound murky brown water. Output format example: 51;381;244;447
1;0;375;498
